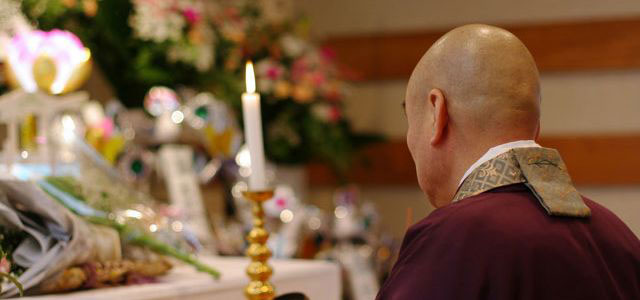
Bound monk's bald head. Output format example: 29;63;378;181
407;24;540;138
405;24;541;207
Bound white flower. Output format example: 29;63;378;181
263;185;298;218
194;43;214;71
280;34;308;58
258;78;274;93
254;59;285;92
311;103;331;122
167;40;215;72
130;0;186;43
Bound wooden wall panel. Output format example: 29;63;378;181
539;136;640;185
308;136;640;186
325;18;640;80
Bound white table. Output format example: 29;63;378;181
21;257;341;300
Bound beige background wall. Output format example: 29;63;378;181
298;0;640;239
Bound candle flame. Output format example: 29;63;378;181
245;61;256;94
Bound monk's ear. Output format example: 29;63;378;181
428;88;448;145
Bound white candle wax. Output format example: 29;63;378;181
242;62;267;190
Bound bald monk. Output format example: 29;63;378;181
376;24;640;300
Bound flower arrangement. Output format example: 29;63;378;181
211;1;374;170
18;0;378;171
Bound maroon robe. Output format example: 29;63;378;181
376;184;640;300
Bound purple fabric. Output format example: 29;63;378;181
377;184;640;300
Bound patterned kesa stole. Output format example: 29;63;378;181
453;147;590;218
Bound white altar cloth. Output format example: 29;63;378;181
20;257;341;300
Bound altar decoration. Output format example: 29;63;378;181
39;148;220;279
0;26;92;174
243;190;276;300
82;101;127;165
239;60;276;299
0;180;167;297
214;1;373;172
228;182;398;299
183;91;242;159
0;89;88;173
37;175;221;283
21;0;379;173
3;2;397;298
3;29;91;95
22;0;216;105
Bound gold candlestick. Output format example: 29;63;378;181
243;190;276;300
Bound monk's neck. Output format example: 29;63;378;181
433;143;495;207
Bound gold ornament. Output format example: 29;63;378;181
32;55;57;93
4;30;93;94
243;190;276;300
4;61;21;90
62;49;93;94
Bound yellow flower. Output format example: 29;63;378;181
274;80;292;99
292;83;314;103
83;0;98;17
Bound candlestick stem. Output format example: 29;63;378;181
243;190;275;300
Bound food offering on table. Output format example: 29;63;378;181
0;180;160;297
39;176;221;283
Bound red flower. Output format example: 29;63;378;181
183;8;201;24
266;66;282;80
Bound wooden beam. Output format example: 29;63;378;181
307;136;640;186
325;18;640;80
539;135;640;185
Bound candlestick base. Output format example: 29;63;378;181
243;190;276;300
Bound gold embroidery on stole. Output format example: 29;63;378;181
453;147;590;218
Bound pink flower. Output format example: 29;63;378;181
0;257;11;273
255;59;285;86
98;118;115;138
310;71;326;87
266;66;282;80
275;197;287;209
183;8;201;24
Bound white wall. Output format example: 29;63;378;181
299;0;640;238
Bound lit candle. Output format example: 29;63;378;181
242;61;267;190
